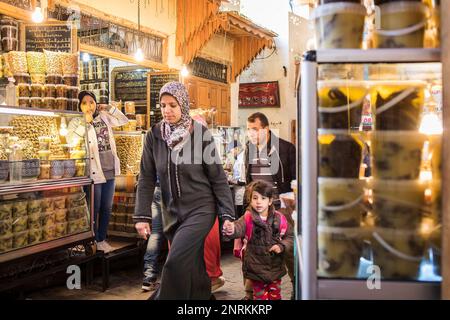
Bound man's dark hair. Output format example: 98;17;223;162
247;112;269;128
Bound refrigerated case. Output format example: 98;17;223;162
0;106;94;263
299;49;443;299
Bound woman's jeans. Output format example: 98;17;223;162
143;187;165;280
92;179;115;242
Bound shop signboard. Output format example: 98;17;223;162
20;21;77;53
111;66;150;104
147;71;181;127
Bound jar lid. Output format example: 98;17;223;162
43;97;56;100
56;84;67;87
18;97;30;99
17;83;30;87
44;84;56;87
31;83;43;87
14;73;30;77
63;74;79;77
56;97;68;100
67;86;79;90
30;97;43;100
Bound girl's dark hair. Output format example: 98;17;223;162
246;181;275;214
251;181;274;199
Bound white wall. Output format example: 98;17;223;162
232;0;313;142
236;0;294;141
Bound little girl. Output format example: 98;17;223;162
223;181;293;300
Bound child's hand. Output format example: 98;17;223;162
269;245;282;254
222;220;235;236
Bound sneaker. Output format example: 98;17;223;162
211;276;225;293
97;241;114;253
142;277;159;292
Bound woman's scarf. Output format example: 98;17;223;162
159;81;192;150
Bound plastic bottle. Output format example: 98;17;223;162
6;77;16;106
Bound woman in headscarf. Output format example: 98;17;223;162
133;82;235;300
66;91;129;253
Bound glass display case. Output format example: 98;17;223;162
0;107;89;186
213;126;245;174
0;106;93;263
299;49;442;299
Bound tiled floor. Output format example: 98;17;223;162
26;251;293;300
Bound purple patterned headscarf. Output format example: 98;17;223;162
159;81;192;150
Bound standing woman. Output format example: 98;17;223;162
134;82;235;300
67;91;129;253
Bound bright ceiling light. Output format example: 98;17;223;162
82;52;91;62
135;48;144;62
32;6;44;23
181;64;189;77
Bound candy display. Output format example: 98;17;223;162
44;50;63;75
26;52;46;74
9;116;65;158
115;134;143;175
62;53;79;75
13;230;29;248
8;51;28;74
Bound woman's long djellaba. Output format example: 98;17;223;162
133;81;235;300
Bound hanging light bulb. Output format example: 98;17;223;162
60;117;68;136
82;52;91;62
181;64;189;77
32;6;44;23
135;47;144;62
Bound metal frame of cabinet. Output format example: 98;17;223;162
298;48;442;300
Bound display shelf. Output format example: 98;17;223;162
0;177;92;195
299;50;443;300
306;49;441;64
0;230;93;264
317;279;440;300
0;105;83;116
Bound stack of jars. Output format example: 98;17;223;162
38;136;51;180
317;79;369;278
368;80;432;280
0;16;19;52
122;101;137;132
311;0;436;49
